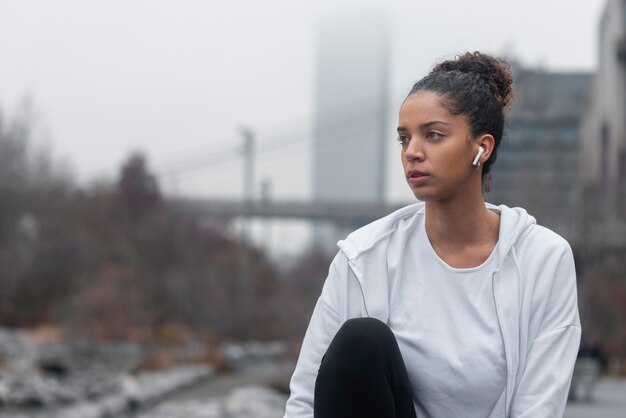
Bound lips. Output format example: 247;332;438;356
407;169;430;185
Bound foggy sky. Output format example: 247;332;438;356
0;0;605;204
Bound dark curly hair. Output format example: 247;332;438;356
407;51;515;186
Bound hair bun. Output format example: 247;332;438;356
432;51;514;109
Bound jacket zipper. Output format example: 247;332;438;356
492;268;511;417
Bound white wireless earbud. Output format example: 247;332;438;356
472;146;485;166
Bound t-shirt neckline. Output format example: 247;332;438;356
417;212;500;273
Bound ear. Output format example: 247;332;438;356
476;133;495;163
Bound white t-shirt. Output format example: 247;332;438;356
387;210;507;418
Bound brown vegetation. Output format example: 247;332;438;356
0;107;330;352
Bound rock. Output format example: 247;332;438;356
221;341;289;371
223;386;288;418
134;365;215;404
143;399;223;418
139;385;287;418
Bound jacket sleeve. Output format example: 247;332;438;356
283;251;348;418
510;240;582;417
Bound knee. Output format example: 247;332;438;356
330;317;395;358
339;317;393;340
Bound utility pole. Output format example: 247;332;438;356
260;178;273;253
237;127;255;318
167;169;180;199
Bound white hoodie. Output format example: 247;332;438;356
284;202;581;418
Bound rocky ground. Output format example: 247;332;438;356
136;385;287;418
0;328;293;418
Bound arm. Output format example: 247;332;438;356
283;252;347;418
511;241;582;417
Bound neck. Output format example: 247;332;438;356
424;189;498;248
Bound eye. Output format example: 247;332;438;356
396;135;410;145
426;131;444;141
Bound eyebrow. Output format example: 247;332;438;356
397;120;452;132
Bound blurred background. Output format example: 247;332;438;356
0;0;624;417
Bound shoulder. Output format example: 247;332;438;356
516;223;573;261
494;203;572;260
494;203;575;286
511;220;577;300
338;202;424;259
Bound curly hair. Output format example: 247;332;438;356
407;51;515;184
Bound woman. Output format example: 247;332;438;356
284;52;581;418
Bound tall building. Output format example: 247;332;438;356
312;6;390;251
489;63;590;240
579;0;626;235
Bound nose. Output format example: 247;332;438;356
403;138;424;162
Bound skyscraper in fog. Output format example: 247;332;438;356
312;5;390;251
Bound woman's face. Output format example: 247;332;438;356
397;90;481;202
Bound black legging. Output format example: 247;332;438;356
314;317;417;418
